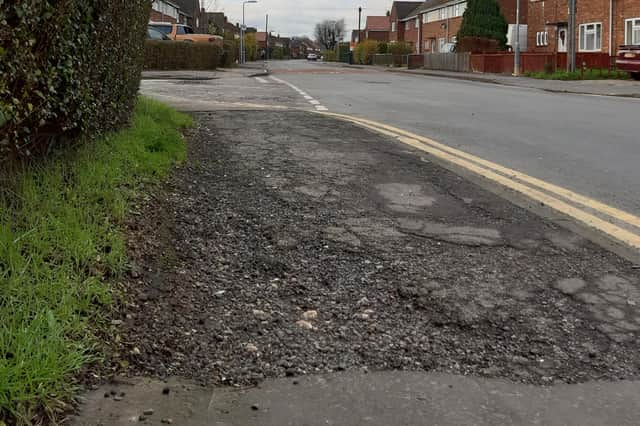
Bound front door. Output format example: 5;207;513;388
557;25;568;52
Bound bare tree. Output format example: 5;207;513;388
314;19;346;50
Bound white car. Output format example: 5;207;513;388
307;53;318;61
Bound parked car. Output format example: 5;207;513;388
307;53;318;61
147;26;171;41
148;22;223;45
616;45;640;80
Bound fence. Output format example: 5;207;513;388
372;54;409;67
470;52;613;74
418;53;471;72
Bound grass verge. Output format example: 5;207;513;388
0;97;191;424
524;68;630;80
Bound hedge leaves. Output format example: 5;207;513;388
0;0;151;161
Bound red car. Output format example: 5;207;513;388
616;45;640;80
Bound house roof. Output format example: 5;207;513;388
408;0;457;17
391;1;423;19
171;0;200;15
365;16;390;31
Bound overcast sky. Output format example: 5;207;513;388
205;0;391;38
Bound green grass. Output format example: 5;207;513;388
0;97;191;424
524;68;630;80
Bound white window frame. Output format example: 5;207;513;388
392;21;397;32
625;18;640;45
439;8;447;20
579;22;602;52
416;17;420;27
425;40;430;50
406;20;412;30
438;37;446;52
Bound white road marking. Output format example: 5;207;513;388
269;76;329;112
254;77;269;84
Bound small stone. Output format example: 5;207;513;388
363;309;375;316
354;313;370;320
555;278;586;295
296;320;314;330
252;309;270;321
302;310;318;320
143;409;154;416
214;290;226;297
251;404;260;411
161;419;174;424
114;396;123;401
138;415;146;421
246;343;258;353
512;356;530;365
111;319;123;326
162;387;170;395
131;347;141;355
356;297;370;307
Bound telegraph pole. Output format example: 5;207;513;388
265;14;269;61
358;7;362;43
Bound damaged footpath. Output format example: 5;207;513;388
75;110;640;425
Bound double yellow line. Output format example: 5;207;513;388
318;111;640;255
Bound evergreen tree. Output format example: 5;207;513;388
457;0;509;48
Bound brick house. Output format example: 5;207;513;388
171;0;206;32
150;0;180;24
389;1;423;42
365;16;392;41
528;0;640;56
390;0;528;54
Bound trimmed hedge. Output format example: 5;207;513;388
0;0;150;162
145;41;222;71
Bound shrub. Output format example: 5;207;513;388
354;40;379;64
457;0;508;49
144;41;221;70
388;41;413;55
322;50;337;61
377;42;389;54
220;39;240;67
0;0;151;162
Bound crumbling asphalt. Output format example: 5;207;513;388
112;110;640;392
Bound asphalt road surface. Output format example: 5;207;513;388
268;60;640;215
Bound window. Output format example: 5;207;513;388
392;21;397;32
454;4;460;17
439;8;447;20
426;11;439;23
150;24;172;34
438;37;446;52
423;14;428;23
425;40;431;50
536;31;549;47
406;20;412;29
626;18;640;45
579;23;602;51
176;25;186;35
416;17;420;27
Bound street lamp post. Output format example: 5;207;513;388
242;0;257;64
514;0;521;76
